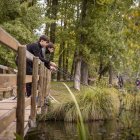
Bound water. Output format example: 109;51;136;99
25;112;140;140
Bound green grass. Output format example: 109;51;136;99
46;82;140;122
47;82;120;121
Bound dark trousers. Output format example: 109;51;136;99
26;61;33;97
16;56;33;97
26;83;32;97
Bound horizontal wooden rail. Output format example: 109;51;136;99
0;87;14;92
0;74;17;88
0;27;20;51
0;65;18;73
0;27;40;63
0;74;39;87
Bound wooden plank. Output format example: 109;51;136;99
0;65;8;71
43;68;47;98
38;62;44;107
46;69;51;96
0;110;11;116
0;27;42;64
0;121;16;140
0;65;17;73
31;57;39;122
0;105;31;139
26;50;41;64
0;27;20;51
0;74;16;88
26;75;39;83
0;87;14;92
0;109;16;133
26;75;32;83
26;50;33;61
16;46;26;137
0;74;36;87
0;97;30;134
0;103;16;109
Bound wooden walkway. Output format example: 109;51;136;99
0;27;51;139
0;97;31;140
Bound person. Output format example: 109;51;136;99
117;75;124;88
136;78;140;89
16;35;57;97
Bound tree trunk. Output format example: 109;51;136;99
45;0;51;35
50;0;58;43
71;49;78;80
65;46;69;80
108;62;113;85
74;57;81;91
73;0;88;90
57;43;63;81
81;60;88;85
62;42;66;80
98;55;103;80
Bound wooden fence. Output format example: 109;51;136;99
0;27;51;138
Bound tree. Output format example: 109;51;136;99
0;0;45;67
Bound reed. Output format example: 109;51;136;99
47;86;120;121
63;83;88;140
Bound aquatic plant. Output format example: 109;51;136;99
46;86;120;121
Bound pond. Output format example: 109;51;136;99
25;112;140;140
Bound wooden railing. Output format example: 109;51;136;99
0;27;51;138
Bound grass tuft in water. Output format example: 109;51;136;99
46;85;120;121
63;83;88;140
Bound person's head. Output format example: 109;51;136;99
39;35;49;48
47;42;55;53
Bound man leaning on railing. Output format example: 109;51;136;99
16;35;57;97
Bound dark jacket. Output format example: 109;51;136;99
16;42;51;74
26;42;50;70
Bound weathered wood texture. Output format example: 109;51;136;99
16;46;26;137
31;57;39;121
0;27;51;139
0;65;17;74
0;98;31;139
46;69;51;96
0;27;20;51
0;74;33;88
0;98;30;134
38;62;44;107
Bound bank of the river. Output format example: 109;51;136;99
45;82;140;122
25;82;140;140
25;111;140;140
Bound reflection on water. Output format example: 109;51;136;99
25;112;140;140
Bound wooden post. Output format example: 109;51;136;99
2;69;6;74
3;91;6;98
42;69;51;114
41;67;47;114
46;69;51;97
38;62;44;108
16;46;26;137
43;68;47;99
30;57;39;126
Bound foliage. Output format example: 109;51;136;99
0;0;140;87
0;45;16;68
0;0;20;24
0;0;45;67
46;87;120;121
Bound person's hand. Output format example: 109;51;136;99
50;61;57;67
50;66;57;73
